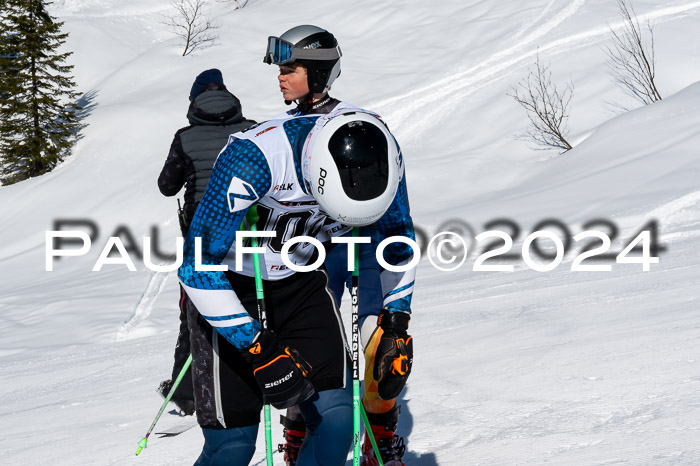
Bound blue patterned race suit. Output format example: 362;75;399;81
179;109;415;351
177;108;415;466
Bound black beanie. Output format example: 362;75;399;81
189;69;225;100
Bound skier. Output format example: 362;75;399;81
157;68;256;415
178;102;415;464
262;25;414;466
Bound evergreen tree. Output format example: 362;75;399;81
0;0;81;185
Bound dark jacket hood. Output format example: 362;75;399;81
187;88;244;125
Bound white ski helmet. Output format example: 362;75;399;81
302;109;401;226
264;25;342;94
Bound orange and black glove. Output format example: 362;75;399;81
242;331;315;409
374;308;413;400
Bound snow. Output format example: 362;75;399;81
1;0;700;464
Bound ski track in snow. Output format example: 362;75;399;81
375;0;588;137
507;0;559;45
55;0;169;17
114;270;170;341
646;189;700;228
644;189;700;243
376;0;700;142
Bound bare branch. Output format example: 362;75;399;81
509;53;574;153
215;0;249;9
162;0;218;56
606;0;662;105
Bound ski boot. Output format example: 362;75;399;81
362;405;406;466
278;414;306;466
157;379;195;416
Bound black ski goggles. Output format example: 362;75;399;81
263;36;341;65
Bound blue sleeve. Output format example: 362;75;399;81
178;138;272;348
362;146;416;314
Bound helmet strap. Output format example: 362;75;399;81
295;92;316;113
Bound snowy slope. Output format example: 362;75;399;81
1;0;700;464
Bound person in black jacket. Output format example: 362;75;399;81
157;68;256;415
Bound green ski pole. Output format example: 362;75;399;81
246;206;274;466
352;227;362;465
136;353;193;455
351;228;384;465
361;404;384;466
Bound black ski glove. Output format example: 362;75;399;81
374;308;413;400
242;331;315;409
